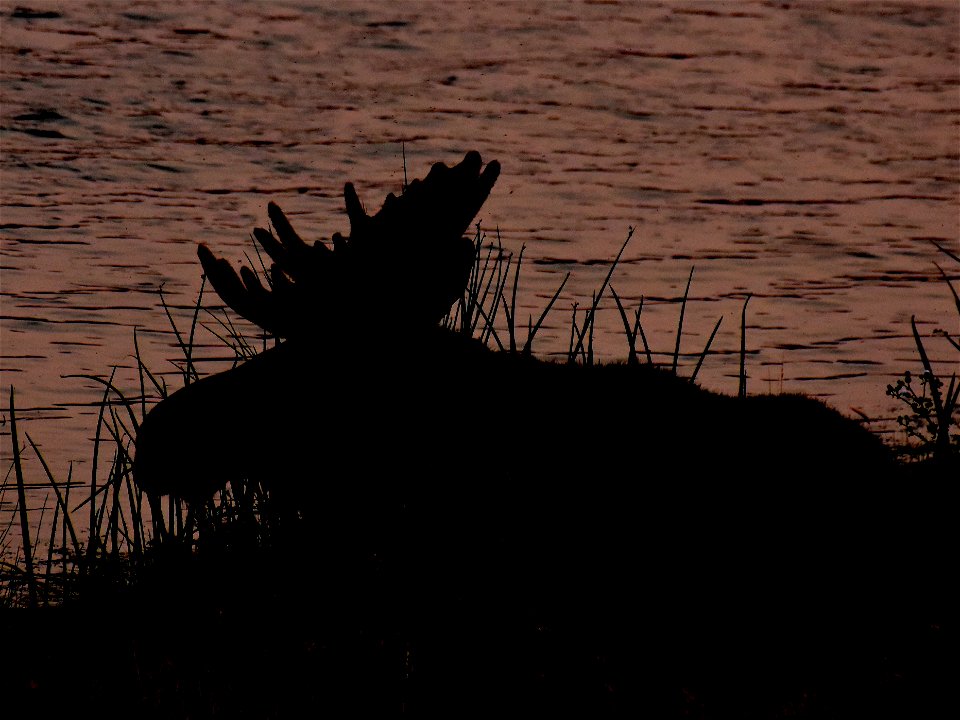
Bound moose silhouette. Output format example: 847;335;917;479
134;150;891;500
131;152;942;713
133;150;897;575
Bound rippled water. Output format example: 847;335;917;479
2;0;958;494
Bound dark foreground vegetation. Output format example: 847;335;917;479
3;153;956;717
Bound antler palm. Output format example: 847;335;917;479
198;151;500;339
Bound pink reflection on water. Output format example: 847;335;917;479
0;0;957;496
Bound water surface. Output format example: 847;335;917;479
2;0;958;493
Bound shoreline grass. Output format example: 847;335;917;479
3;224;957;607
1;223;955;717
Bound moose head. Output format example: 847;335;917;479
134;151;502;504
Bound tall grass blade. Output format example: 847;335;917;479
944;374;958;418
45;495;59;604
929;238;960;265
148;492;167;543
25;433;82;559
934;262;960;318
249;230;273;289
125;471;143;559
480;239;511;347
635;302;653;365
472;240;502;336
133;327;148;419
672;266;694;376
461;224;485;334
159;284;200;385
523;272;570;355
568;303;580;362
739;295;752;399
471;301;505;351
9;389;38;608
1;455;16;549
109;458;122;560
910;315;950;458
206;306;256;361
690;316;723;384
65;371;139;437
587;292;596;366
610;285;637;365
504;244;525;354
571;226;635;360
62;463;72;578
133;324;170;405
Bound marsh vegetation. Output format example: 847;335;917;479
2;156;955;717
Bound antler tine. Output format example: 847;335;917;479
271;263;296;296
364;151;500;243
443;151;500;234
253;227;288;269
451;149;482;180
343;183;371;241
239;265;275;312
198;244;279;335
267;201;311;253
455;157;500;234
266;202;332;284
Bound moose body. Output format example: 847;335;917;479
134;150;898;582
135;316;896;584
131;152;941;713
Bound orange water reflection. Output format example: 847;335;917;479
1;0;957;489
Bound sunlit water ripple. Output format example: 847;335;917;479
1;1;958;511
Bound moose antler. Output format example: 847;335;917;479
198;151;500;338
